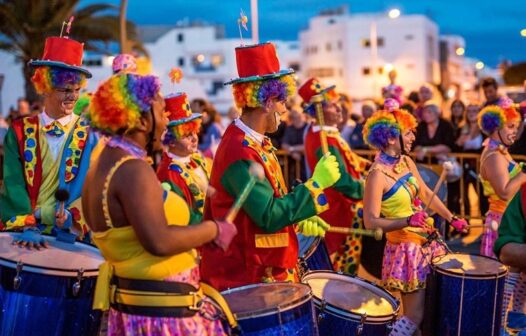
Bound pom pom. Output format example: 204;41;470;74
169;67;183;84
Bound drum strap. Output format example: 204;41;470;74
521;185;526;219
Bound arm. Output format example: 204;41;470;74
483;154;526;201
405;157;454;221
221;159;327;233
117;160;217;256
363;169;409;232
495;191;526;270
315;146;363;199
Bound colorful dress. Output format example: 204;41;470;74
200;119;329;291
480;153;521;257
374;163;445;293
0;113;98;238
157;152;211;225
304;124;367;275
92;156;227;336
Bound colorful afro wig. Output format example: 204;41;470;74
232;74;296;109
363;98;417;150
478;97;521;135
31;66;87;95
88;73;161;134
162;119;202;145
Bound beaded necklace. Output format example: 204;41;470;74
106;136;147;160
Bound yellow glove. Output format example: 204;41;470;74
298;216;331;237
311;154;341;189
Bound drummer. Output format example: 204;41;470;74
362;99;467;335
300;78;368;275
0;33;98;247
200;42;342;291
478;98;526;332
157;90;211;224
82;72;237;334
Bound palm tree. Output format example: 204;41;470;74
0;0;145;102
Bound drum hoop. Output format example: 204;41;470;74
0;233;101;277
432;253;508;279
222;282;313;320
302;270;400;321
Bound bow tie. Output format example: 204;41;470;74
43;121;66;137
261;137;276;153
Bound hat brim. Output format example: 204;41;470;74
29;60;92;78
303;85;337;111
224;69;294;85
167;113;202;127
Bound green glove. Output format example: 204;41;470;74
298;216;331;237
311;154;341;189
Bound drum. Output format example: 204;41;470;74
423;253;507;336
297;233;332;276
0;232;103;335
221;282;318;335
303;271;400;336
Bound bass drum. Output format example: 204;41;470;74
360;164;447;280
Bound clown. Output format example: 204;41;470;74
0;35;98;247
363;98;467;336
300;77;367;275
200;42;342;291
157;92;210;225
478;98;526;332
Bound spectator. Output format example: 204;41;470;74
349;100;376;149
0;116;8;146
450;99;466;135
481;77;501;107
414;84;434;121
407;90;420;106
191;98;208;114
338;93;356;143
282;107;308;184
198;104;222;157
221;105;240;131
16;98;31;119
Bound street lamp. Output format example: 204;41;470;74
371;9;401;99
475;61;484;70
521;29;526;37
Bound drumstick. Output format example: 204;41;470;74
327;226;383;241
423;161;453;212
224;163;265;223
468;220;498;232
311;94;329;155
55;189;70;219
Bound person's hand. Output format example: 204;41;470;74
311;154;341;189
451;216;468;233
12;228;48;250
213;220;238;251
291;151;302;161
55;209;72;229
415;147;426;161
407;211;428;229
298;216;330;237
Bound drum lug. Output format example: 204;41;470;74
356;313;367;336
13;261;23;290
317;299;327;323
72;268;84;297
298;258;307;277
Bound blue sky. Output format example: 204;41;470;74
82;0;526;67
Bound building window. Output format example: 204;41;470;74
361;37;384;48
362;67;371;76
328;18;336;25
177;33;184;42
304;48;309;55
337;40;343;50
178;57;185;67
405;34;414;40
208;81;224;96
289;62;300;72
326;42;332;52
339;68;344;77
84;59;102;66
427;35;435;57
308;68;335;77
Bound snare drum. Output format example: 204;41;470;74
0;232;103;335
297;233;332;276
423;253;507;336
303;271;400;336
222;282;318;335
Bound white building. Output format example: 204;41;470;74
299;8;441;99
0;51;26;116
439;35;478;100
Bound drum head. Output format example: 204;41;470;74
417;164;447;202
0;232;103;276
303;271;398;319
297;233;318;259
433;253;507;278
221;282;311;319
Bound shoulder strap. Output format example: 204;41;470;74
102;156;136;228
521;185;526;220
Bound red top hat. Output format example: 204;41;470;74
29;37;92;78
224;42;294;85
165;93;201;126
298;78;336;106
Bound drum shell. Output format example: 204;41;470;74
423;254;506;336
297;234;333;276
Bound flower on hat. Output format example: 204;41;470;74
169;67;183;84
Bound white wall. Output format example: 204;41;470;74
0;51;26;117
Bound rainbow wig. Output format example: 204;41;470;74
363;108;417;150
31;66;87;94
162;119;202;145
478;102;521;135
88;74;161;134
232;74;296;109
